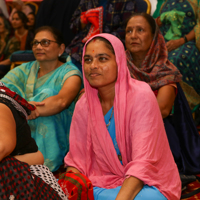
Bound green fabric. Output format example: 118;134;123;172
153;0;165;18
160;10;185;40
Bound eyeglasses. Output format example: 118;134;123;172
31;39;59;47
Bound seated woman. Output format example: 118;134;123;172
11;10;34;50
0;14;20;76
156;0;200;112
63;34;181;199
125;13;200;175
1;26;82;172
0;82;67;199
27;12;35;33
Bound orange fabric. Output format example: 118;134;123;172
15;30;28;50
81;6;103;43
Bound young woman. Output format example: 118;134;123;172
63;33;181;200
11;10;34;50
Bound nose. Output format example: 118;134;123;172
90;58;98;69
130;29;137;39
35;43;43;49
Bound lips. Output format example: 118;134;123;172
89;73;100;77
130;42;139;45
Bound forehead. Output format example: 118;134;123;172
34;31;55;40
127;16;150;28
13;13;19;18
85;39;113;54
28;14;35;19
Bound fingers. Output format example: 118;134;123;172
34;102;45;106
28;109;40;120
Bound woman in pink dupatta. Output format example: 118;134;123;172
64;33;181;200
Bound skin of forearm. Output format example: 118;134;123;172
14;151;44;165
36;95;70;117
0;58;11;65
116;176;143;200
185;29;195;41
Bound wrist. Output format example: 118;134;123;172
183;35;188;43
180;37;185;45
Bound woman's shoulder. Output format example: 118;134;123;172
130;78;154;96
128;79;157;107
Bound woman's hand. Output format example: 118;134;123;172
28;101;45;120
166;38;185;52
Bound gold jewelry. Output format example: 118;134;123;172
106;107;114;128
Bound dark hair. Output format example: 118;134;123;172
87;36;115;55
34;26;65;45
13;10;29;29
125;13;156;35
0;14;11;33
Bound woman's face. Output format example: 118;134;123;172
32;30;63;62
0;18;5;34
12;13;23;29
125;16;153;57
84;39;118;89
27;14;35;27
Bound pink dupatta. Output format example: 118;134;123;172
64;34;181;200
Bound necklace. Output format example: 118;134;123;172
106;107;114;128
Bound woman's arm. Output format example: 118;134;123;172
157;85;176;118
166;29;195;52
14;150;44;165
28;75;82;119
0;58;11;65
116;176;143;200
0;103;16;161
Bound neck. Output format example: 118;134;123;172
131;52;146;68
38;60;61;77
98;85;115;115
16;26;27;35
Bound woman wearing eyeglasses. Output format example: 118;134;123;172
1;26;82;172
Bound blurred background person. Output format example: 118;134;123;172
9;0;32;22
0;14;20;77
11;10;33;50
27;12;35;33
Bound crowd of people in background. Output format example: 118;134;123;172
0;0;200;199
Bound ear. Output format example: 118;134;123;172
59;43;65;55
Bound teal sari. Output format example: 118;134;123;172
1;57;82;172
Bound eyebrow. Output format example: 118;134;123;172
84;53;111;58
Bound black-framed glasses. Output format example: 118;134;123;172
31;39;59;47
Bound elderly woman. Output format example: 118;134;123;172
125;13;200;175
1;26;82;172
0;82;67;199
11;10;34;50
63;33;181;200
0;14;20;76
157;0;200;111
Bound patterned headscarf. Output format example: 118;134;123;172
126;27;182;91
